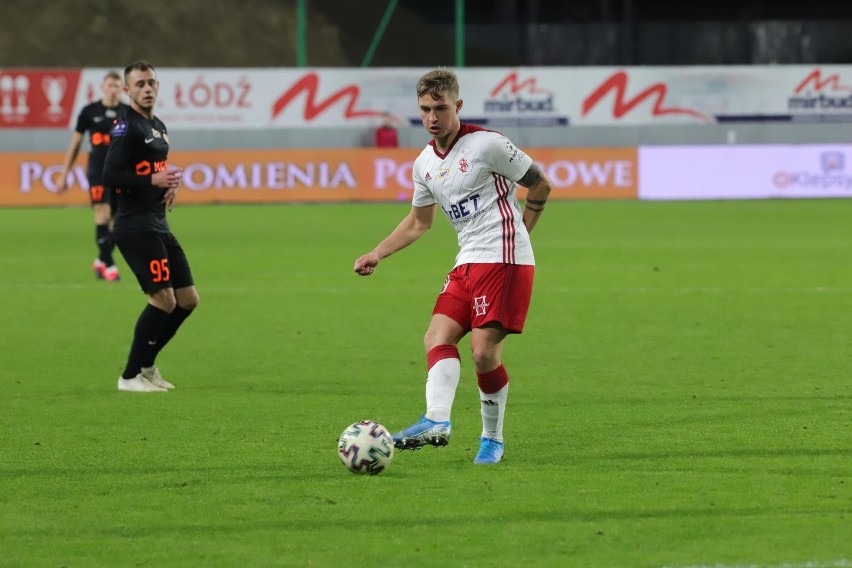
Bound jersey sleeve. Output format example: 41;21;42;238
74;107;89;134
481;134;534;184
411;158;435;207
103;120;153;190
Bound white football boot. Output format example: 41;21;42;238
117;374;167;392
141;366;176;390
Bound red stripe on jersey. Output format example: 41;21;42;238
492;174;506;261
493;174;516;263
495;174;512;263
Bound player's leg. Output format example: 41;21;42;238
151;234;198;359
467;264;535;463
113;231;175;392
103;187;120;280
90;183;119;281
393;268;469;450
392;314;466;450
90;184;107;279
423;314;465;422
150;285;198;357
470;324;510;463
141;233;199;389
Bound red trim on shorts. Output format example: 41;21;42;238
427;344;460;371
477;363;509;394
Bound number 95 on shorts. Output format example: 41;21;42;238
114;230;194;293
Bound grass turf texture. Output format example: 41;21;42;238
0;200;849;567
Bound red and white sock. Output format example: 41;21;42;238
424;344;461;423
477;364;510;443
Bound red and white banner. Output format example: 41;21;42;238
0;69;81;128
3;65;852;129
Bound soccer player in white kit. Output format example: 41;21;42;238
354;69;552;464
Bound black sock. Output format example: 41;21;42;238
95;224;114;266
152;306;194;361
105;229;116;266
121;305;172;379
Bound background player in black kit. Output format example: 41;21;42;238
58;71;130;281
104;60;200;393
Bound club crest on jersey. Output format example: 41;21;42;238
151;129;162;139
459;158;469;173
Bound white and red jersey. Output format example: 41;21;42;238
412;124;534;267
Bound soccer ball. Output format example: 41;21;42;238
338;420;394;475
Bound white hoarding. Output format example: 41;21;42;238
639;145;852;200
31;64;852;130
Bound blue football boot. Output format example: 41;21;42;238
473;437;504;464
392;416;451;450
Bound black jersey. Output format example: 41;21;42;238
103;108;172;233
74;100;129;181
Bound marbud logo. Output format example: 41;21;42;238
582;71;711;122
788;68;852;114
793;69;852;94
489;72;553;97
484;72;555;114
480;71;568;125
271;72;383;122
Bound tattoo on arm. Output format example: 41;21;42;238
520;164;547;212
518;163;543;188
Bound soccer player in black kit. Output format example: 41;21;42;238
104;60;200;393
58;71;130;281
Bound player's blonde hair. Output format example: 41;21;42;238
416;68;459;101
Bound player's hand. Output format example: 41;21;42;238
56;174;69;194
152;168;182;189
354;252;380;276
160;166;183;211
163;185;180;211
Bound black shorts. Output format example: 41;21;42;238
90;186;118;213
88;171;118;213
114;230;194;294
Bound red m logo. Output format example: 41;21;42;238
582;71;710;122
271;73;384;121
490;72;552;97
794;69;852;94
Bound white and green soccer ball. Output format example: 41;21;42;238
337;420;394;475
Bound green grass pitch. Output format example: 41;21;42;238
1;199;849;567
